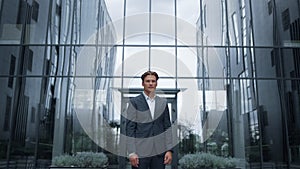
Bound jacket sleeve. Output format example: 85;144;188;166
125;99;137;155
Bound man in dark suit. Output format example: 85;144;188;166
125;71;173;169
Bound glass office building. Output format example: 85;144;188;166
0;0;299;168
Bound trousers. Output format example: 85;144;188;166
131;153;165;169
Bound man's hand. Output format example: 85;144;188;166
129;153;139;167
164;151;172;164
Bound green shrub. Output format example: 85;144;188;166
224;157;239;168
51;152;108;168
52;154;77;167
179;152;238;169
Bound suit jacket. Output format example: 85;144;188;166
125;93;173;157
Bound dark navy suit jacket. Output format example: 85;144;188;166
126;93;173;157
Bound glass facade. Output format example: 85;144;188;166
0;0;300;168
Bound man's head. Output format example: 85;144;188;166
141;71;159;96
141;71;159;82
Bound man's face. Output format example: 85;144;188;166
142;75;157;94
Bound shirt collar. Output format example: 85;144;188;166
143;91;156;100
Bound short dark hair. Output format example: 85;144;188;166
141;71;159;82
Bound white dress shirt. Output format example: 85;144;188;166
143;92;156;119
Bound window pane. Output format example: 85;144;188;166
123;47;149;76
124;14;149;45
151;13;175;45
150;47;175;77
177;47;198;77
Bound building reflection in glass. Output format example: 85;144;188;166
0;0;299;169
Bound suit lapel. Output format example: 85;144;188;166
154;96;166;119
137;94;153;120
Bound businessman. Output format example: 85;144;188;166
125;71;173;169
